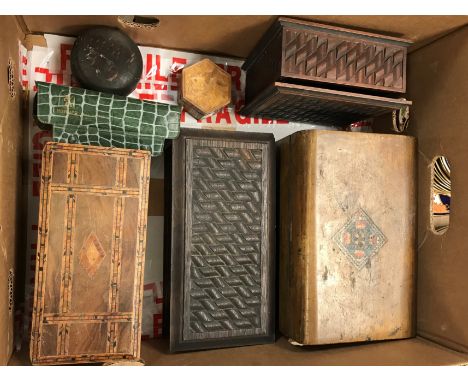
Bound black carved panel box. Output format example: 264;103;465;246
164;129;275;352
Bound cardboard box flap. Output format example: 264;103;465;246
408;25;468;353
19;16;468;58
0;15;25;366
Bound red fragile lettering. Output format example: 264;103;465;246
145;54;154;80
153;83;168;91
199;115;212;124
160;94;174;102
215;108;232;124
144;282;155;291
180;110;186;123
234;112;251;125
56;73;64;85
33;162;41;178
155;55;168;82
35;67;53;83
225;65;242;91
139;93;156;101
169;72;180;91
233;99;250;124
153;313;163;338
34;67;65;85
33;181;41;197
170;57;187;91
32;130;52;150
60;44;73;71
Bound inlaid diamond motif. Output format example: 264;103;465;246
333;208;387;270
79;232;107;278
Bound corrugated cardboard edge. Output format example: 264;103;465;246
0;15;25;366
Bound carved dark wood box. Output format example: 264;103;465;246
241;82;412;126
241;17;412;126
30;143;151;365
278;130;416;346
164;129;276;352
243;17;411;101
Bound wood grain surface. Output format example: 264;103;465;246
180;59;232;120
30;142;151;365
278;130;416;345
241;82;412;127
243;17;410;99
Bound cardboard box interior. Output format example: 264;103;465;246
1;15;467;366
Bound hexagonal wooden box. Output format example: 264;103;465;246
179;58;232;120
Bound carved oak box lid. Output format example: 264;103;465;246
243;17;411;103
164;129;275;352
277;130;416;346
30;142;150;365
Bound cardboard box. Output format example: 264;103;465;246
1;15;468;366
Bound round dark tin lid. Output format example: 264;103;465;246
71;27;143;96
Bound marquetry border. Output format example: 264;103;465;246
30;142;151;365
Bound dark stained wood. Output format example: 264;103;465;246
243;17;410;101
241;82;412;126
278;130;416;345
164;129;276;352
30;142;151;365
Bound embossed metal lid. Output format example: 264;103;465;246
71;26;143;96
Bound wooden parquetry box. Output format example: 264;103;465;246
30;142;150;365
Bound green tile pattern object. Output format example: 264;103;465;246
35;81;181;156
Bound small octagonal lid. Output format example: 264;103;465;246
182;59;232;114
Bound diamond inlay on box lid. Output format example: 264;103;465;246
79;232;107;278
333;208;387;270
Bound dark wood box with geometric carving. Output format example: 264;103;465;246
243;17;411;100
241;17;412;126
30;142;151;365
277;130;416;346
164;129;275;352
